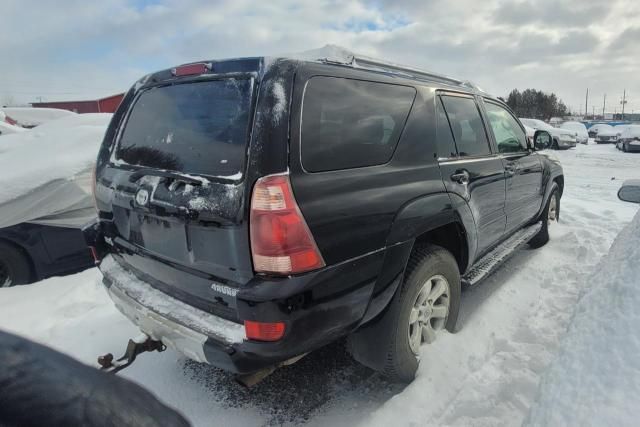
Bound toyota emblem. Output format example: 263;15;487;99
135;188;150;206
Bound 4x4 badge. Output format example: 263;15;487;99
135;189;149;206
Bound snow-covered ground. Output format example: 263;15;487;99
0;143;638;426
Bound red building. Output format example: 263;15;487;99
32;93;125;113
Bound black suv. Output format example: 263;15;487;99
86;54;563;382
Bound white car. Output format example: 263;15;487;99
588;123;613;138
594;125;619;144
560;121;589;144
519;118;577;149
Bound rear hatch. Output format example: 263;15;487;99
102;77;256;316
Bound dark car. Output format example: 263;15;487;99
86;54;564;383
0;223;93;287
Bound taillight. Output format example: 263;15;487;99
171;63;211;77
244;320;286;341
250;174;325;275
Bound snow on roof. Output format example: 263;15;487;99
0;113;111;205
526;209;640;426
1;107;76;127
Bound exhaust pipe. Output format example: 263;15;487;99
235;353;306;387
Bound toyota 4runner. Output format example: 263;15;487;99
85;52;564;383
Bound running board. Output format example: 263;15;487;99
463;222;542;286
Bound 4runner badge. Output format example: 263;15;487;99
135;188;149;206
211;283;238;297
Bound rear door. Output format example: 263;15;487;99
436;93;507;257
103;78;257;301
482;100;543;232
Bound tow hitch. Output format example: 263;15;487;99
98;334;166;374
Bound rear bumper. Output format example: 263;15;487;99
625;142;640;152
99;248;384;374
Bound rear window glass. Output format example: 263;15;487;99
436;97;458;158
441;96;491;157
301;77;416;172
116;79;253;178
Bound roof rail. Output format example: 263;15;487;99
351;55;467;87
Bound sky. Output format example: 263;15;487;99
2;0;639;115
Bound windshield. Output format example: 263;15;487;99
116;79;253;178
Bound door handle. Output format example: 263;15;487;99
450;170;470;185
505;164;518;176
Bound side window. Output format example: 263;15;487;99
301;77;416;172
436;97;458;159
484;102;527;153
440;96;491;157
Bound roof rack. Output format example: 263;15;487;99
350;55;470;88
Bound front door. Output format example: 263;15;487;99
436;93;507;257
482;100;543;232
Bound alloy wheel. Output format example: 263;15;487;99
408;275;450;355
548;195;558;225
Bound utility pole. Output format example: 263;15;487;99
585;88;589;119
602;94;606;118
621;89;627;120
592;106;595;119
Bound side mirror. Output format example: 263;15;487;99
618;180;640;204
534;130;551;150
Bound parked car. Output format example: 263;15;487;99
519;118;577;149
0;224;93;287
560;121;589;144
0;121;25;136
0;114;110;287
594;125;619;144
616;125;640;152
86;53;564;384
588;123;613;138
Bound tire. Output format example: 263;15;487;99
0;241;32;287
552;139;559;150
529;184;560;249
623;144;627;152
348;244;461;383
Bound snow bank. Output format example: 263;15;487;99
526;208;640;426
1;107;75;127
0;113;111;228
0;121;26;135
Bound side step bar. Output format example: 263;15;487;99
463;222;542;286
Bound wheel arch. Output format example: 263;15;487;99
360;194;474;325
0;237;36;282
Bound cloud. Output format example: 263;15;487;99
0;0;639;112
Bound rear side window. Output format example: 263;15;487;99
436;97;458;159
301;77;416;172
440;96;491;157
116;79;253;177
